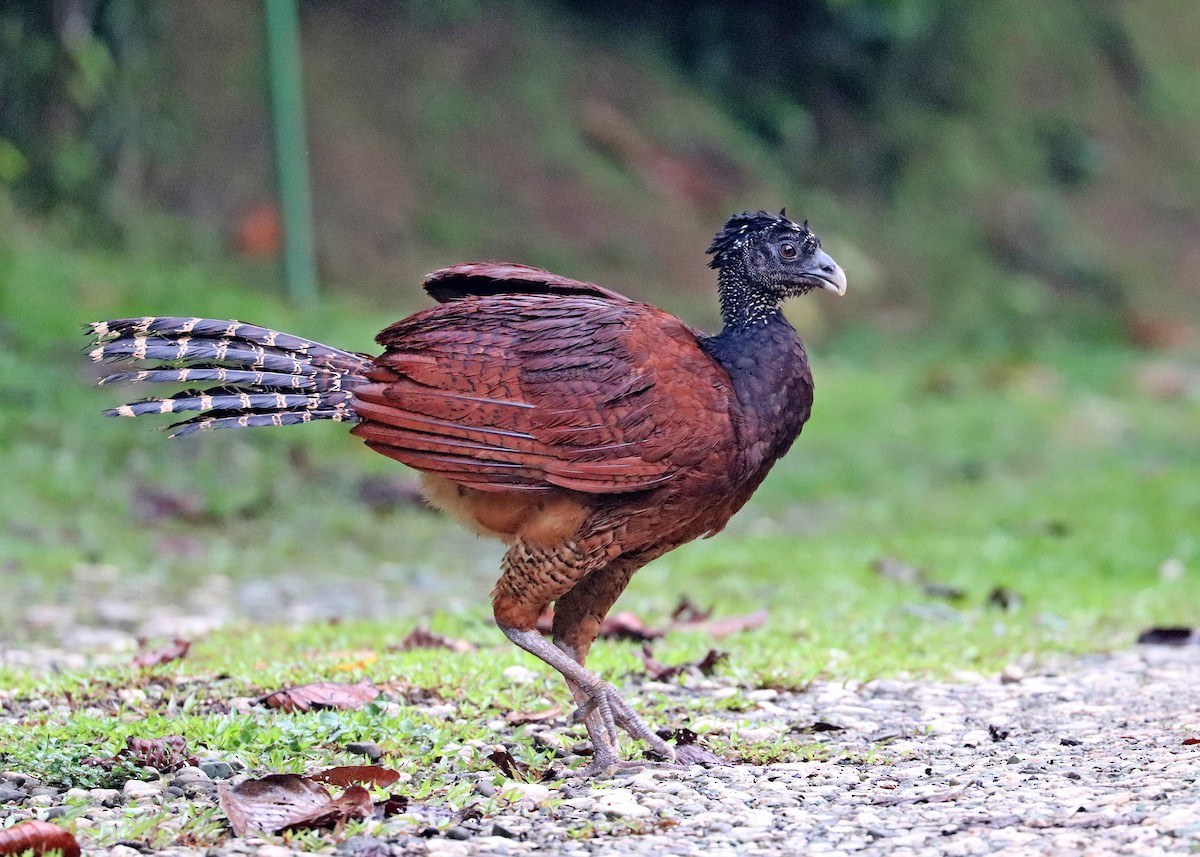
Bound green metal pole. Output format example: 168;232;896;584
264;0;318;305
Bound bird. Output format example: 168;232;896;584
88;210;846;776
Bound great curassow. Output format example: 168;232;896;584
89;210;847;776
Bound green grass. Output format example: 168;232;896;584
1;207;1198;811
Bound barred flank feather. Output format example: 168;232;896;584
88;317;372;435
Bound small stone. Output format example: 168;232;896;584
200;761;235;780
256;846;298;857
123;779;161;801
108;846;143;857
592;788;650;819
0;786;27;803
475;782;497;798
44;806;71;820
501;782;550;804
446;827;472;840
1000;664;1025;683
345;741;383;763
501;664;537;685
172;766;211;784
491;823;519;839
27;794;54;807
88;788;122;806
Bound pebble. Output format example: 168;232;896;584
345;741;383;763
200;761;235;780
500;782;551;804
0;785;27;803
123;779;161;802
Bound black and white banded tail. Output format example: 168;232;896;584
88;317;372;436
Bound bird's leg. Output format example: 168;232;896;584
499;625;675;767
551;560;727;774
549;561;644;773
494;542;674;775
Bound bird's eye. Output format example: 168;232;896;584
779;242;797;260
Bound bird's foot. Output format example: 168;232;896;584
570;681;675;760
569;741;727;779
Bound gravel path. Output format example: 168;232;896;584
3;644;1198;856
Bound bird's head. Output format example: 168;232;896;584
707;210;847;303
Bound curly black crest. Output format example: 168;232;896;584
706;209;818;270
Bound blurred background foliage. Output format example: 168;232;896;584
1;0;1198;347
1;1;1198;663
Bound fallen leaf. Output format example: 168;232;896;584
82;734;196;773
125;735;196;772
487;748;529;780
133;638;191;668
375;793;410;817
872;557;965;602
986;586;1022;611
390;627;476;653
796;721;844;733
657;727;699;747
638;644;727;681
873;556;922;585
280;785;374;833
670;597;713;623
131;483;209;524
218;774;372;837
1122;308;1200;350
311;765;400;789
695;649;728;675
639;644;680;681
535;607;663;641
677;610;767;639
598;611;663;641
1136;627;1197;646
258;678;379;713
504;705;562;725
0;820;81;857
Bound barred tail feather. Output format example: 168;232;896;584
88;316;371;435
98;368;317;389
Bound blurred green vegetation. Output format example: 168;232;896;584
2;1;1198;345
1;191;1197;670
0;1;1197;671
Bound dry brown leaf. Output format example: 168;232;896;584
376;793;410;817
598;611;663;641
535;607;662;641
487;748;530;780
670;596;713;624
0;820;81;857
133;638;190;668
257;678;379;713
1136;627;1197;646
504;705;563;725
124;735;196;772
218;774;372;837
639;645;727;681
311;765;400;789
677;609;768;638
82;734;195;773
390;627;476;653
